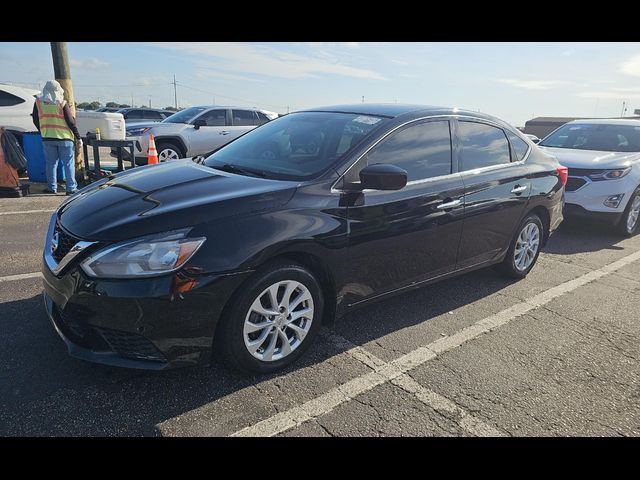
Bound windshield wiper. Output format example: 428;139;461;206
214;163;268;178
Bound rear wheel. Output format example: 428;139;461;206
499;213;544;279
215;262;323;374
618;188;640;237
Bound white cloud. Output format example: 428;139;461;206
391;59;409;65
153;42;386;81
342;42;360;49
70;57;109;70
621;54;640;76
497;78;565;90
576;90;640;99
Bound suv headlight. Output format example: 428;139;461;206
80;229;206;278
126;127;151;137
589;167;632;181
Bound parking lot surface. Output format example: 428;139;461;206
1;192;639;436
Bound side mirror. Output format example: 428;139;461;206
532;138;540;144
193;118;207;130
359;163;407;191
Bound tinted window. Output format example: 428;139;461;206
232;109;258;126
367;121;452;181
205;112;386;181
256;112;270;125
196;109;227;126
539;123;640;152
459;122;511;171
0;90;25;107
143;110;164;120
507;131;530;161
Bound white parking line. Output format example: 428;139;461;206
0;272;42;283
230;249;640;437
0;209;56;216
323;330;505;436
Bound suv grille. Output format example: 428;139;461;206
52;223;81;263
565;177;588;192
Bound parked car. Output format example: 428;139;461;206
114;105;278;165
116;107;175;123
538;119;640;235
0;84;39;134
43;104;566;373
95;107;122;113
525;133;540;144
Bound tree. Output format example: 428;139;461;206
105;101;119;108
164;106;179;111
77;101;101;110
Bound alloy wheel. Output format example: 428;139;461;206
243;280;314;362
626;195;640;234
158;148;180;161
514;222;540;271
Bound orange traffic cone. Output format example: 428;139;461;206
147;134;159;165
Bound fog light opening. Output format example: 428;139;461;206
604;194;625;208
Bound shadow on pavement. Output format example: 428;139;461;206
543;218;626;255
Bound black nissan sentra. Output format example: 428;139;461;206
42;104;566;373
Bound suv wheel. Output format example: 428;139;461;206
156;142;184;162
619;187;640;236
215;262;324;374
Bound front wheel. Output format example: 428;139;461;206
499;213;544;279
156;142;184;162
618;188;640;237
215;262;324;374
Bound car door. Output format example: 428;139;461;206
343;119;466;305
182;108;230;155
226;109;260;140
454;119;531;270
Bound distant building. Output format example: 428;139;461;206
524;115;640;139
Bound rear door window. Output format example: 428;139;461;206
232;109;259;126
458;121;511;171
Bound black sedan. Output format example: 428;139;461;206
42;104;566;373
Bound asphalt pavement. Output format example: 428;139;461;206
1;191;638;436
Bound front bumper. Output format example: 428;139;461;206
563;203;623;225
565;174;636;214
42;218;252;370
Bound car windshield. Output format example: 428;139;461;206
162;106;207;124
204;111;386;180
540;123;640;152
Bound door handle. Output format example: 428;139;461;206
436;198;463;210
219;131;229;135
511;185;528;194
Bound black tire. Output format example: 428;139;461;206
617;187;640;237
155;141;184;162
499;213;544;279
214;261;324;374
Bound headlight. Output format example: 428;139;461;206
589;167;632;181
126;127;151;137
80;230;205;278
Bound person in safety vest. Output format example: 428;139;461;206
31;80;81;195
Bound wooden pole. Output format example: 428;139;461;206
50;42;85;182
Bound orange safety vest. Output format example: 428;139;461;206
35;98;75;141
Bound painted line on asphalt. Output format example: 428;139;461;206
0;209;56;216
231;248;640;437
322;330;505;437
0;272;42;283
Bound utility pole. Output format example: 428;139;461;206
362;95;365;104
148;95;152;108
173;74;178;109
50;42;84;181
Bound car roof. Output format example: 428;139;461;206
300;103;513;125
0;83;40;97
189;105;273;112
565;118;640;126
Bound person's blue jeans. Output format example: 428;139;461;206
43;139;77;193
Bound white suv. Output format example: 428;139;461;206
119;105;278;164
539;119;640;236
0;84;39;133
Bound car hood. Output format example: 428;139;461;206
538;146;640;169
57;160;298;242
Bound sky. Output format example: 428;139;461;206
3;42;640;127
